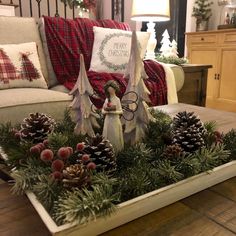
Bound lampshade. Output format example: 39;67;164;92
131;0;170;22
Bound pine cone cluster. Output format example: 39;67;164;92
77;134;116;175
62;164;91;189
20;113;55;143
162;144;184;160
172;111;206;153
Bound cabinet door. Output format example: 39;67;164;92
189;48;218;106
213;47;236;112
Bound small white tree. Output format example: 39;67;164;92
169;39;179;58
160;29;171;57
69;54;100;137
123;31;154;144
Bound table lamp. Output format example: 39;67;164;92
131;0;170;59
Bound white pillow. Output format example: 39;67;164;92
0;42;48;90
89;27;150;74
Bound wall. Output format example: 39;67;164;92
186;0;221;33
103;0;141;30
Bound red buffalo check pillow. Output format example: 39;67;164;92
0;42;47;89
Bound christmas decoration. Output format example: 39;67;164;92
0;109;235;227
102;80;124;152
123;31;154;144
77;134;116;175
169;40;179;58
160;30;171;57
62;163;91;189
69;54;100;137
0;48;19;84
19;52;40;81
172;111;206;152
20;113;55;143
192;0;213;31
162;144;184;161
60;0;96;12
155;54;188;65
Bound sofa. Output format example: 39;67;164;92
0;16;184;124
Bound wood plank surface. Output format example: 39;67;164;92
1;104;236;236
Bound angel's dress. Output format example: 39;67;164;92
102;95;124;153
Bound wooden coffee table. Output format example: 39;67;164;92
1;104;236;236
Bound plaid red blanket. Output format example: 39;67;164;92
44;16;167;108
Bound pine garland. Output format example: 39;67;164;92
53;177;119;225
1;108;236;227
156;55;188;65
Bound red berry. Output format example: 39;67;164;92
87;162;96;170
14;132;21;139
76;142;85;151
40;149;54;162
214;131;222;138
51;159;64;172
37;143;45;151
30;145;41;155
57;147;71;160
82;154;90;163
43;139;49;147
51;171;63;180
67;147;73;155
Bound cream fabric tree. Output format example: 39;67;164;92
160;29;171;57
123;31;154;144
69;54;100;137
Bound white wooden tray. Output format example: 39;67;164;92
26;160;236;236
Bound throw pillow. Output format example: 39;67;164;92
89;27;150;74
0;42;48;89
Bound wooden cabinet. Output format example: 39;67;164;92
178;64;212;107
186;29;236;113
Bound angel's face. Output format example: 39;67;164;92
107;86;116;96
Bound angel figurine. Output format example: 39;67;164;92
102;80;124;153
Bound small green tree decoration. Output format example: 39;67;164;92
192;0;213;30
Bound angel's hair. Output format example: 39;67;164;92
104;80;120;100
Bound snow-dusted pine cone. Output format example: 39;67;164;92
77;134;116;175
62;164;91;189
172;111;206;153
20;113;55;143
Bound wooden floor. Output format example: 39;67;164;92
1;104;236;236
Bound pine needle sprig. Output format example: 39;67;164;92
48;133;69;151
11;159;51;195
116;143;153;172
33;175;64;212
55;109;75;134
145;110;172;150
223;129;236;160
53;184;119;225
155;159;184;184
189;144;230;172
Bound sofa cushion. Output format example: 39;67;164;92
0;42;48;89
38;18;58;88
0;88;72;124
0;16;49;84
90;27;150;74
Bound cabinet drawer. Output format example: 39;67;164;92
188;34;217;45
222;33;236;44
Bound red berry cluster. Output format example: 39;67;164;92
76;142;96;170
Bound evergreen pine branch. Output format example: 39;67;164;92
155;55;188;65
155;159;184;184
53;184;119;225
189;144;230;172
48;133;69;151
33;175;64;212
204;121;217;133
11;159;51;195
116;143;153;172
223;129;236;160
55;109;75;134
144;109;172;150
